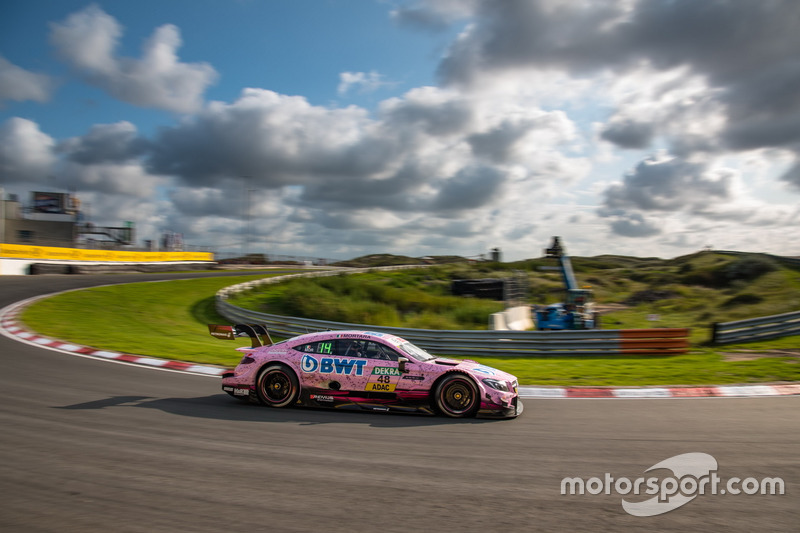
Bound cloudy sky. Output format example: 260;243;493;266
2;0;799;260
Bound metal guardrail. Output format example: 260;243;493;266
712;310;800;345
696;251;800;344
215;268;689;356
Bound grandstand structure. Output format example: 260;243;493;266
0;190;213;275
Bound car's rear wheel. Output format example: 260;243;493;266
434;374;479;418
256;364;299;408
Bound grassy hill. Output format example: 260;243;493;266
228;251;800;346
18;255;799;384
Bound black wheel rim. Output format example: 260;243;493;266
263;371;292;403
441;379;476;414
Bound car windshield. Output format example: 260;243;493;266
399;342;435;362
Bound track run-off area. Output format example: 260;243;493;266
1;273;797;532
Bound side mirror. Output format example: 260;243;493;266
398;357;410;373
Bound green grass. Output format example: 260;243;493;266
227;269;506;330
17;257;800;385
20;275;272;366
466;350;800;387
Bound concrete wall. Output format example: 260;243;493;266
489;305;535;331
3;218;75;247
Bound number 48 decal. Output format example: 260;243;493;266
365;367;399;392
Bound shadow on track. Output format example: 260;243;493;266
56;394;511;428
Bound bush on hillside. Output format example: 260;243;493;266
681;255;777;288
720;293;765;308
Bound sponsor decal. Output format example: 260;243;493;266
337;333;375;339
233;388;250;396
401;375;424;381
365;371;398;392
372;366;401;376
223;386;234;392
366;382;396;392
301;354;318;372
301;354;367;376
310;394;334;402
472;365;497;376
384;336;405;346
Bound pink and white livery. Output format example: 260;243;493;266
212;325;522;418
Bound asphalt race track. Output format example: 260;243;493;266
1;274;798;532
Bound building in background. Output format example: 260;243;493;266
1;191;135;249
2;192;77;247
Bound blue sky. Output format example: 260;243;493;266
2;1;800;260
2;1;454;137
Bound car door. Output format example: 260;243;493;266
332;339;405;396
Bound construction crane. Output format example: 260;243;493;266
534;236;597;330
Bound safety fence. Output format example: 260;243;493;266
27;262;216;275
0;243;213;262
216;269;690;356
711;310;800;345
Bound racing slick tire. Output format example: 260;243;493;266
256;364;300;408
434;373;480;418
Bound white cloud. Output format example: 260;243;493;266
61;160;162;198
5;1;800;260
0;117;57;185
0;56;57;105
337;71;392;96
50;5;217;113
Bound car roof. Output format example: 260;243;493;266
291;330;407;347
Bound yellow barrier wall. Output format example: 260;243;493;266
0;243;214;263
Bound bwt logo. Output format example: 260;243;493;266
301;355;367;376
561;452;785;517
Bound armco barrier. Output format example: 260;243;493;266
619;329;690;355
215;269;689;356
712;310;800;344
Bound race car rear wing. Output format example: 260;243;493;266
208;324;274;348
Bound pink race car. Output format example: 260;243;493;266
212;326;522;419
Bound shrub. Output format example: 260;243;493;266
720;293;765;308
723;256;777;283
680;255;777;288
404;311;460;330
624;289;679;305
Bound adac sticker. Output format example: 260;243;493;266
365;382;396;392
365;367;399;391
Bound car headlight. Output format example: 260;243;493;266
482;378;509;392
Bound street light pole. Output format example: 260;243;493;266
0;187;5;245
241;177;249;259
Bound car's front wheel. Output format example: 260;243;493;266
434;374;479;418
256;364;299;408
